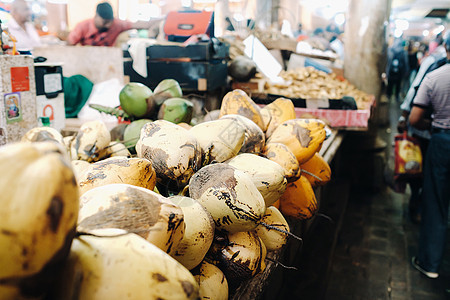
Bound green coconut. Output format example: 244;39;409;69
152;79;183;106
123;119;152;154
119;83;154;118
157;98;193;124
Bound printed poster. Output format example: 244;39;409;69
4;92;22;124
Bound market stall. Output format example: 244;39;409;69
0;1;388;299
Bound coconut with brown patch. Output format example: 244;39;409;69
267;118;326;164
226;153;287;207
263;143;301;182
169;196;215;270
71;160;90;183
136;120;201;190
261;97;296;138
51;229;199;300
107;141;131;158
189;118;245;163
70;120;111;162
0;142;79;299
220;114;265;154
21;126;65;145
77;156;156;195
78;184;184;254
207;231;266;288
255;206;289;251
191;260;228;300
219;89;265;130
189;163;266;233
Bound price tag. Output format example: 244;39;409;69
306;98;329;109
44;73;62;94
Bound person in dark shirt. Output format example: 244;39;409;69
386;38;409;102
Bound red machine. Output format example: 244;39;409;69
163;10;214;42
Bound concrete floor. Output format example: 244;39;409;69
325;97;450;299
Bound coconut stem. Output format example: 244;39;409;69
316;213;334;223
301;169;323;181
265;257;298;270
179;185;190;196
259;222;303;243
76;229;152;238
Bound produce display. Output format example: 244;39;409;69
0;87;334;299
264;66;374;110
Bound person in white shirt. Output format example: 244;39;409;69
7;0;42;52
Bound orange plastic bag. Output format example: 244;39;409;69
393;132;423;193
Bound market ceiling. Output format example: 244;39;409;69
391;0;450;20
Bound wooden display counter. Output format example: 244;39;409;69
231;130;346;300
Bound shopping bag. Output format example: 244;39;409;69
393;132;423;193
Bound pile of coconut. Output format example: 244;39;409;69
0;88;332;300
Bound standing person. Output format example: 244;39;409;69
409;33;450;279
406;41;419;89
429;32;443;55
397;42;447;223
386;38;409;102
68;2;161;47
293;23;304;39
7;0;42;52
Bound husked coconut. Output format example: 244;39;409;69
262;97;296;138
267;118;326;164
208;231;266;288
263;143;301;182
78;184;184;254
203;109;220;122
63;135;75;149
189;118;245;163
107;141;131;158
259;107;271;132
227;153;287;207
77;156;156;195
21;127;64;145
221;114;265;154
192;261;228;300
169;196;215;270
0;142;79;299
189;163;266;233
137;120;201;190
71;160;90;183
70;120;111;162
300;152;331;187
255;206;289;251
279;176;318;220
51;229;199;300
219;89;265;130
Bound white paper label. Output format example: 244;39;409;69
306;98;329;109
43;73;62;94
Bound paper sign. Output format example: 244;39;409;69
243;35;282;82
11;67;30;92
306;98;329;109
44;73;63;94
4;92;22;124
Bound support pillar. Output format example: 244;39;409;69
344;0;391;102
